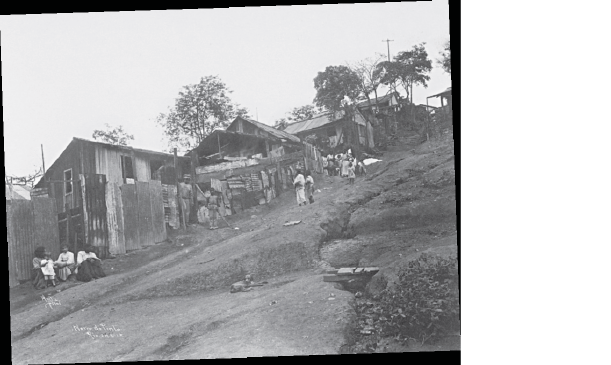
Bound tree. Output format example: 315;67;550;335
438;40;451;74
288;104;323;121
92;124;134;146
7;167;44;188
313;65;361;114
156;76;250;152
379;43;433;104
274;118;289;131
313;65;363;153
350;54;386;110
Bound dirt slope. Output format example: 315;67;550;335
10;130;456;362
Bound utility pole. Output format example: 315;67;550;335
41;144;46;176
382;39;394;62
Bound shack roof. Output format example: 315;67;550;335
36;138;191;188
5;184;31;200
189;129;298;158
230;117;301;144
71;137;190;159
356;92;399;108
428;87;452;99
283;111;345;135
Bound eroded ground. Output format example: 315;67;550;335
10;130;457;362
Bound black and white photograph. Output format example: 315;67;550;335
5;3;458;362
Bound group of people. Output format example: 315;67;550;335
293;169;315;206
32;244;106;290
179;174;224;230
323;149;366;184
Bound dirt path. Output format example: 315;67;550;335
10;131;457;361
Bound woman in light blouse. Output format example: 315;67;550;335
56;246;75;281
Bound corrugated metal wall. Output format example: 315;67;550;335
106;182;126;255
95;146;124;186
7;198;60;285
134;157;151;182
121;184;141;251
83;174;109;258
95;145;156;185
136;181;154;247
149;181;167;244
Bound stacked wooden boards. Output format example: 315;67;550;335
322;267;380;282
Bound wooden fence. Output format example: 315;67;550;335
8;178;168;287
7;198;60;287
106;180;167;254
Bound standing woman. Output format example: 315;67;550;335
341;156;350;177
293;169;307;206
31;246;49;290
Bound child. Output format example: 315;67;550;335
305;170;315;204
348;162;356;185
40;251;57;287
358;160;367;176
207;189;219;230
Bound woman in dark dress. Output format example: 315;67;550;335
32;246;50;290
75;245;106;282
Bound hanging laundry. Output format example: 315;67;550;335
211;178;223;193
261;170;269;189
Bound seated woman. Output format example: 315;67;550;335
31;246;50;290
56;246;76;281
75;245;106;282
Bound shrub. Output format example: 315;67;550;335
352;253;459;349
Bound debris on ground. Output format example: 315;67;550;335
363;158;382;166
283;221;301;226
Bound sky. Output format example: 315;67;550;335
2;3;450;177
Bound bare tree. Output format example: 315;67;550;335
7;167;44;188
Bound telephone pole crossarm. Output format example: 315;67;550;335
382;39;394;62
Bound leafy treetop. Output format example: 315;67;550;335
92;124;135;146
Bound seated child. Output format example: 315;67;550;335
40;251;57;287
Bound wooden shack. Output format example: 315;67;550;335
35;138;191;213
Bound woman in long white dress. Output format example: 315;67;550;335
293;169;307;206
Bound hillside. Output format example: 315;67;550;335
10;129;457;362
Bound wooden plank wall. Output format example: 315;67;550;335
33;198;61;260
149;180;167;243
7;198;60;284
134;156;151;183
136;181;155;246
121;184;140;251
83;174;109;258
8;201;35;284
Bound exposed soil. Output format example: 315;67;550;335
10;128;457;362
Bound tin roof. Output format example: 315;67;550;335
233;117;301;143
72;137;190;159
428;87;452;99
356;93;398;108
5;183;31;200
283;111;345;135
